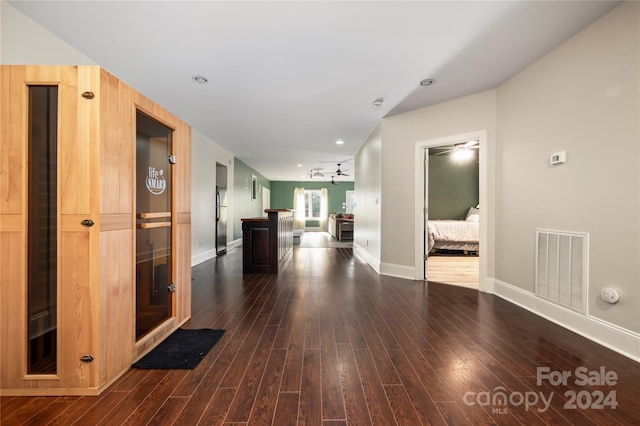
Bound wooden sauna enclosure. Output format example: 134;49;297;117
0;66;192;395
241;209;293;273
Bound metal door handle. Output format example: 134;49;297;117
81;219;95;227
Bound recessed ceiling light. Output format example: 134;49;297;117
372;98;384;109
297;164;302;167
192;75;208;84
335;140;344;145
420;78;436;86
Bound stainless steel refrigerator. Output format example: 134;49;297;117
216;185;227;255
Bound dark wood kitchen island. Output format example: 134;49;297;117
241;209;293;273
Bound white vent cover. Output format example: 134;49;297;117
535;229;588;313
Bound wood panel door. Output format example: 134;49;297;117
0;66;99;391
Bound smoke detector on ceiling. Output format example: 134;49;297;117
192;75;208;84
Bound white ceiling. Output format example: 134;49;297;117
9;1;619;182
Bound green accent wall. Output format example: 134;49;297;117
428;154;478;219
270;181;355;227
233;158;271;240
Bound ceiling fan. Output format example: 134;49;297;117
433;139;479;156
330;176;338;185
335;163;350;176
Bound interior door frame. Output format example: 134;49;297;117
414;130;489;292
423;148;429;278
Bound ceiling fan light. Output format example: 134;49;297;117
452;147;474;163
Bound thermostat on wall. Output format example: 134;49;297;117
550;151;567;165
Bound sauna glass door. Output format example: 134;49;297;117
136;112;173;340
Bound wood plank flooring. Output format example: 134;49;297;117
427;254;479;289
2;246;640;425
296;231;352;248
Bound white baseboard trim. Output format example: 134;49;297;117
380;262;415;280
228;238;242;249
479;277;495;294
191;248;216;267
492;278;640;363
353;243;381;274
191;239;242;267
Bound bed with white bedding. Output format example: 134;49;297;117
427;206;480;252
427;205;480;252
427;219;479;252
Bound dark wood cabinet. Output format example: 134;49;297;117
242;210;293;273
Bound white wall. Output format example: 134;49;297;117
191;129;235;266
354;124;382;270
0;1;95;64
380;90;497;277
495;1;640;333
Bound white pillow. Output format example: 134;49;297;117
466;206;480;222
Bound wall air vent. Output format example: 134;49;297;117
535;229;588;314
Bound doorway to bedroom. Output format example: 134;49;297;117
414;131;487;290
425;143;479;288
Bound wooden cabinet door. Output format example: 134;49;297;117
0;66;99;392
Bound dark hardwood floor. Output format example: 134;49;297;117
2;246;640;425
